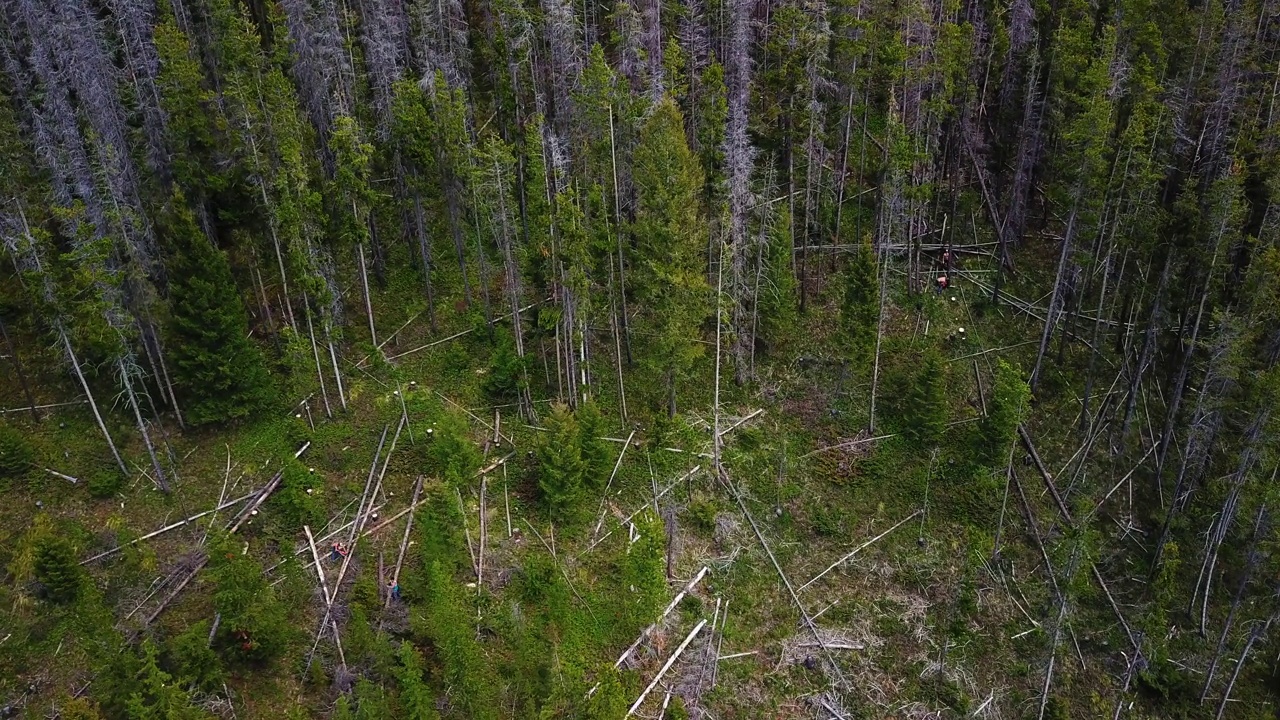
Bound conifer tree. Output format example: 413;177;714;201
207;538;291;663
632;98;710;416
976;360;1030;466
153;3;221;205
898;349;947;446
756;202;798;353
164;197;274;426
328;114;380;343
33;534;82;603
394;642;441;720
0;422;34;480
537;403;586;519
414;561;499;720
616;509;667;631
586;666;628;719
842;236;878;359
124;642;213;720
416;486;470;575
576;399;611;488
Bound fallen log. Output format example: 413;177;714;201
82;490;257;565
385;477;424;611
799;510;923;591
625;619;707;718
143;443;309;624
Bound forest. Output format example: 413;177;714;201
0;0;1278;716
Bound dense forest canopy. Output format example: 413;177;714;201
0;0;1279;717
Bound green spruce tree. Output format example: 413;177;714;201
632;98;711;416
842;236;878;359
394;642;441;720
0;422;34;481
976;360;1030;466
576;399;611;489
899;349;948;446
33;534;82;603
164;196;274;425
537;403;586;519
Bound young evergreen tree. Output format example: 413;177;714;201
537;403;586;519
164;197;274;426
576;398;611;488
632;98;710;416
124;641;213;720
0;422;34;481
413;561;499;720
33;534;83;603
207;538;291;664
976;360;1030;466
615;509;667;632
756;202;799;352
842;236;878;359
416;486;470;576
898;349;948;446
394;642;441;720
586;666;628;719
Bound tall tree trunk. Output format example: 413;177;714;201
413;192;438;331
62;330;128;477
609;107;633;365
1201;504;1267;703
1029;193;1081;393
1118;254;1172;446
304;297;333;419
358;242;378;349
325;320;348;411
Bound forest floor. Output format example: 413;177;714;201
0;245;1250;719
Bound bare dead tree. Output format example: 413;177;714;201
409;0;470;86
723;0;755;386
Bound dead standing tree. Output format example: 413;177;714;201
723;0;756;386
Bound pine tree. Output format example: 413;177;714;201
164;197;274;426
632;98;711;416
756;202;798;352
842;236;878;359
899;349;948;446
586;666;628;719
33;534;82;603
414;561;499;720
154;3;221;202
576;399;611;488
416;486;470;575
537;403;586;519
616;509;667;631
976;360;1030;466
124;642;212;720
394;642;441;720
207;538;291;664
0;422;34;480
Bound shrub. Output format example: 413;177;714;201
87;468;125;499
